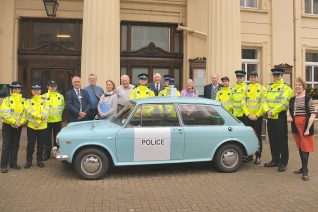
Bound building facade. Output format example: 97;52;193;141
0;0;318;97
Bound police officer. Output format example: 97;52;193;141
263;68;293;172
231;70;248;124
158;75;180;97
130;73;155;99
242;71;266;164
24;83;49;168
0;82;26;173
216;76;232;113
42;80;65;161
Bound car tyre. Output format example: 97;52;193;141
74;148;109;180
215;144;243;173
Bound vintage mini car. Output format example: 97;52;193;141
54;97;258;180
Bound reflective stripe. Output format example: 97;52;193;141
247;106;260;109
1;109;12;113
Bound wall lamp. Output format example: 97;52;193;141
43;0;59;17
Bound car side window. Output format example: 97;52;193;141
179;104;224;126
130;104;179;127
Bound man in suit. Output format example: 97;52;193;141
204;74;221;100
65;76;91;122
148;73;164;96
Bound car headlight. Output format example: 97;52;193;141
56;135;60;145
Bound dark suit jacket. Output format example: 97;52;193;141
148;82;164;96
203;83;222;99
65;88;91;122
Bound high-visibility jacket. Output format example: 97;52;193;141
43;91;65;122
242;82;266;117
262;79;294;119
216;86;232;113
231;82;247;117
24;95;49;130
130;85;155;99
0;93;27;127
158;87;181;97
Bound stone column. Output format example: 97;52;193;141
207;0;241;83
0;0;16;83
81;0;120;87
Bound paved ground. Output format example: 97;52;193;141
0;128;317;212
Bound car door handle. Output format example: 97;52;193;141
177;127;183;134
228;127;233;131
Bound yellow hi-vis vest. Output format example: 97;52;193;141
158;87;181;97
216;86;232;113
231;82;247;118
262;79;294;119
24;95;49;130
130;85;155;99
242;82;266;117
0;93;27;127
43;91;65;123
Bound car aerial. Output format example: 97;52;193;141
54;97;258;180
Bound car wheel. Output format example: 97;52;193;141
215;144;243;173
74;148;109;180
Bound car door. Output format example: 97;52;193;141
115;103;185;163
178;104;229;160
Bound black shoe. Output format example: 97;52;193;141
9;164;21;170
1;168;8;173
37;162;44;168
24;162;32;169
278;166;287;172
254;156;261;165
302;174;309;181
264;161;279;167
243;156;253;163
293;168;303;174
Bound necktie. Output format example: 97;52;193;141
156;83;159;95
76;89;82;112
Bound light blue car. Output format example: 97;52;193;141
54;97;258;180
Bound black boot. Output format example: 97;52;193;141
24;162;32;169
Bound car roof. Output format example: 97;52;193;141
130;97;221;106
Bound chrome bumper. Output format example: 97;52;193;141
52;146;69;161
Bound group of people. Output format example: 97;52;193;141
0;70;315;181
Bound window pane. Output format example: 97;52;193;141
246;64;257;79
120;67;127;76
174;68;180;89
129;106;141;127
121;25;127;51
246;0;258;8
306;66;312;82
174;32;181;53
140;104;179;127
306;52;318;62
305;0;312;13
242;49;257;59
240;0;245;7
307;83;312;89
131;26;170;51
242;63;245;71
179;104;224;126
314;66;318;81
314;0;318;14
132;67;148;86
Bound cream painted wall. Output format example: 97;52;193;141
0;0;16;84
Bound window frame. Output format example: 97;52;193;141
305;62;318;88
304;0;318;15
241;48;260;81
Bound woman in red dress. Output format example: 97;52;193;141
289;77;316;181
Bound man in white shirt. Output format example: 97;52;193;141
116;75;134;112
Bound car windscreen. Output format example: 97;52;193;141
111;102;136;126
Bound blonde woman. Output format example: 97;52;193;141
97;80;118;119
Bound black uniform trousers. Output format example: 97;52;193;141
26;127;47;163
1;123;22;168
43;122;61;158
237;115;247;126
245;116;263;157
267;112;289;166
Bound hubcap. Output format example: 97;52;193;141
81;154;102;176
221;149;239;168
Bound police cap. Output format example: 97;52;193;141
271;68;284;75
235;70;246;77
47;80;57;86
10;81;23;89
163;75;173;81
138;73;149;80
31;83;42;90
221;76;230;81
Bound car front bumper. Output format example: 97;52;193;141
52;146;69;161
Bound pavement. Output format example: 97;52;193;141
0;127;318;212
